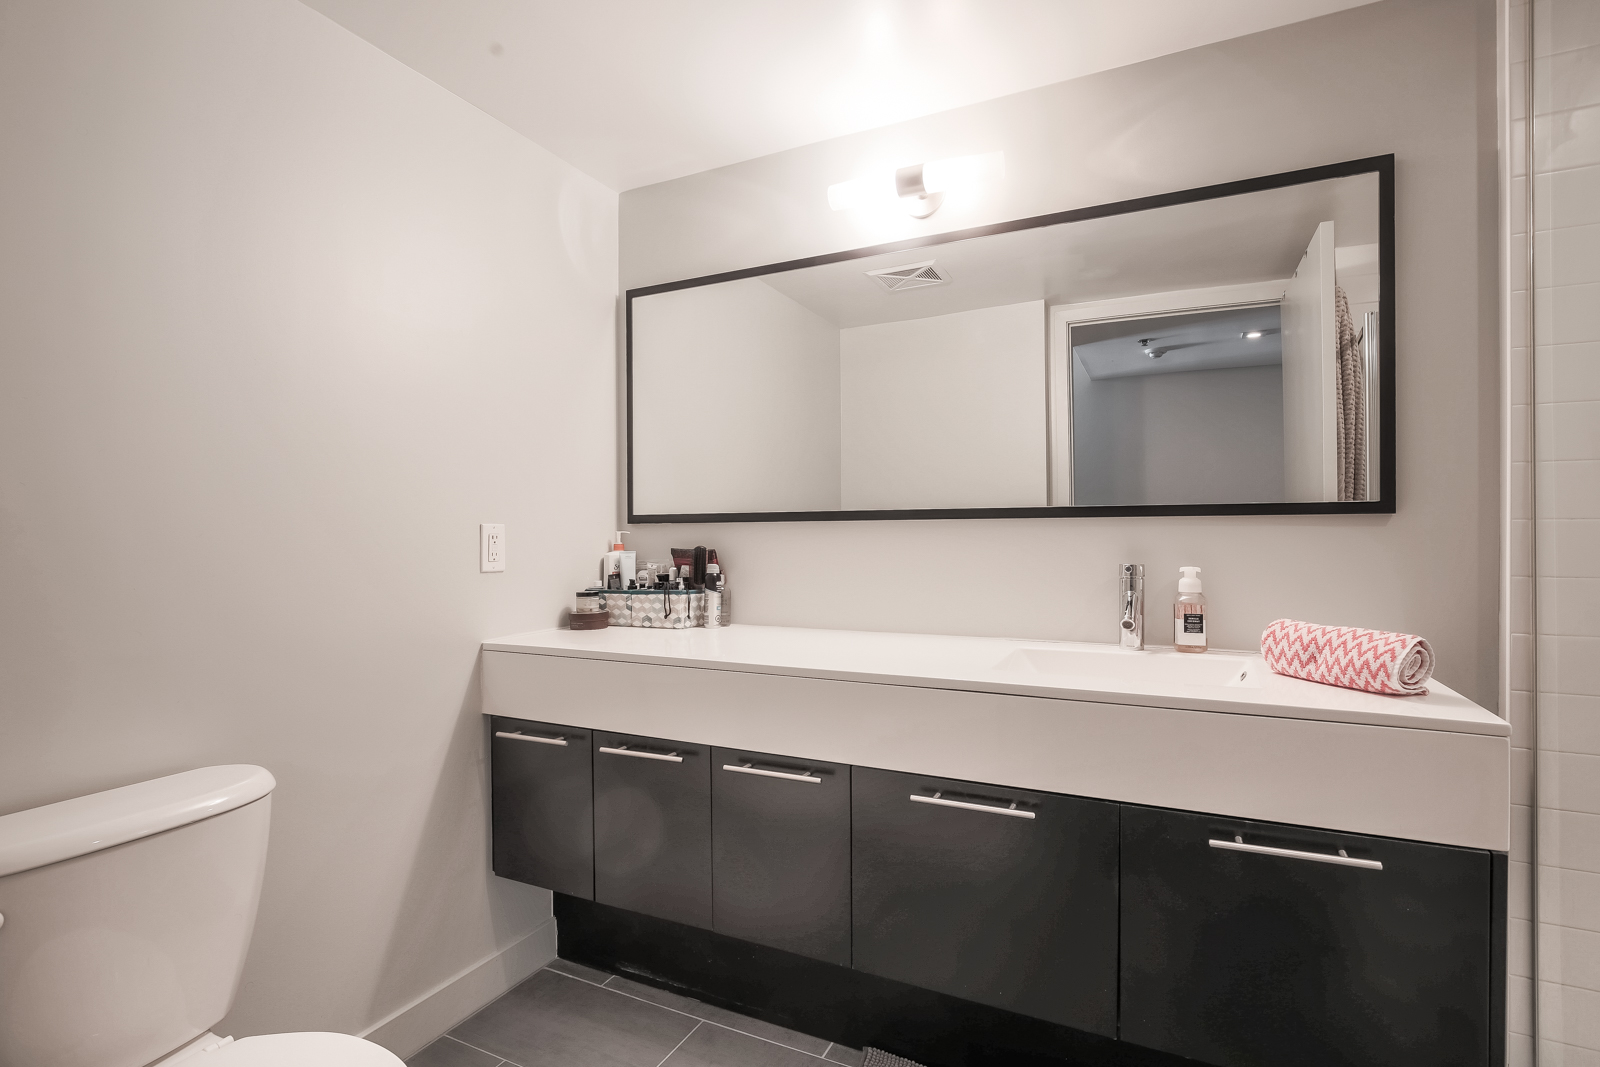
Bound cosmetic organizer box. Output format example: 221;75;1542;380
600;590;720;629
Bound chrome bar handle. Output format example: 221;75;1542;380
909;791;1035;820
494;731;567;746
722;763;821;784
1209;835;1382;870
598;745;683;763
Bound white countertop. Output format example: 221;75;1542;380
483;624;1507;738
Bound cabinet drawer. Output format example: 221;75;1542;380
489;717;593;898
1120;805;1491;1067
712;747;850;966
851;766;1119;1034
593;731;712;930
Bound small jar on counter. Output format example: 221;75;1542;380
574;589;603;614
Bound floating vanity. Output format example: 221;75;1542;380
481;624;1509;1067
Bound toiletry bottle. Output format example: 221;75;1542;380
603;532;630;590
702;564;722;628
706;563;729;626
1173;567;1207;653
620;545;637;590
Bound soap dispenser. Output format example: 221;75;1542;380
1174;567;1207;653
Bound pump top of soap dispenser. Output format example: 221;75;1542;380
612;531;627;551
1178;567;1202;592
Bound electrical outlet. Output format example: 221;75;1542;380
480;524;505;572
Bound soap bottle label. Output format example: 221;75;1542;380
1175;608;1206;646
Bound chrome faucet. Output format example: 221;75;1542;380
1119;564;1145;650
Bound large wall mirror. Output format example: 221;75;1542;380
627;156;1393;522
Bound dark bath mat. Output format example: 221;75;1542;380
863;1050;925;1067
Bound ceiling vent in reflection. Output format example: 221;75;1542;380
865;260;948;292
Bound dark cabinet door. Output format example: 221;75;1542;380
712;747;851;966
1120;805;1492;1067
489;717;594;898
851;766;1119;1035
593;731;712;929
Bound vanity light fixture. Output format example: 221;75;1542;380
1243;330;1264;340
827;152;1005;218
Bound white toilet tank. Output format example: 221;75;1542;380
0;766;276;1067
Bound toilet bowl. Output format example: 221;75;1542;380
0;766;403;1067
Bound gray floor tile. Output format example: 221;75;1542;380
823;1045;865;1066
603;975;831;1057
450;969;697;1067
545;957;613;986
660;1024;822;1067
406;1035;504;1067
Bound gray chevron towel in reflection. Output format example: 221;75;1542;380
863;1050;925;1067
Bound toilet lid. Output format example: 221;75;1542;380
196;1033;404;1066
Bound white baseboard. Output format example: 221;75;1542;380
359;918;557;1059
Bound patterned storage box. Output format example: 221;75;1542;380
599;590;717;628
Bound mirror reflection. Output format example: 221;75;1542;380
629;166;1384;519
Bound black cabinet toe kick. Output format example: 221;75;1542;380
492;717;1508;1067
554;893;1198;1067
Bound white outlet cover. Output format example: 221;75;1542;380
480;524;505;572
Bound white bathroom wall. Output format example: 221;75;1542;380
620;0;1501;706
840;301;1046;511
1071;364;1286;507
633;279;841;515
0;0;617;1055
1503;0;1600;1060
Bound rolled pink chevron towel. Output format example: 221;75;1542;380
1260;619;1434;696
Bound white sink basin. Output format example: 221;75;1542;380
995;646;1262;689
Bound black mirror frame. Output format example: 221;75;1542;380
626;154;1395;524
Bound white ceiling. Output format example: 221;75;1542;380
756;172;1379;328
297;0;1378;191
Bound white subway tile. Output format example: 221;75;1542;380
1538;222;1600;286
1536;343;1600;405
1535;45;1600;115
1539;400;1600;459
1514;575;1535;635
1513;916;1535;977
1538;521;1600;578
1541;922;1600;993
1515;632;1536;688
1540;461;1600;518
1539;1038;1600;1067
1540;750;1600;814
1509;1031;1534;1067
1511;973;1534;1034
1513;687;1536;743
1537;0;1600;59
1514;516;1535;577
1541;576;1600;636
1545;692;1600;755
1541;866;1600;932
1539;980;1600;1051
1536;282;1600;346
1518;745;1536;805
1539;807;1600;873
1537;166;1600;230
1536;104;1600;172
1514;858;1535;920
1539;634;1600;694
1517;802;1536;862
